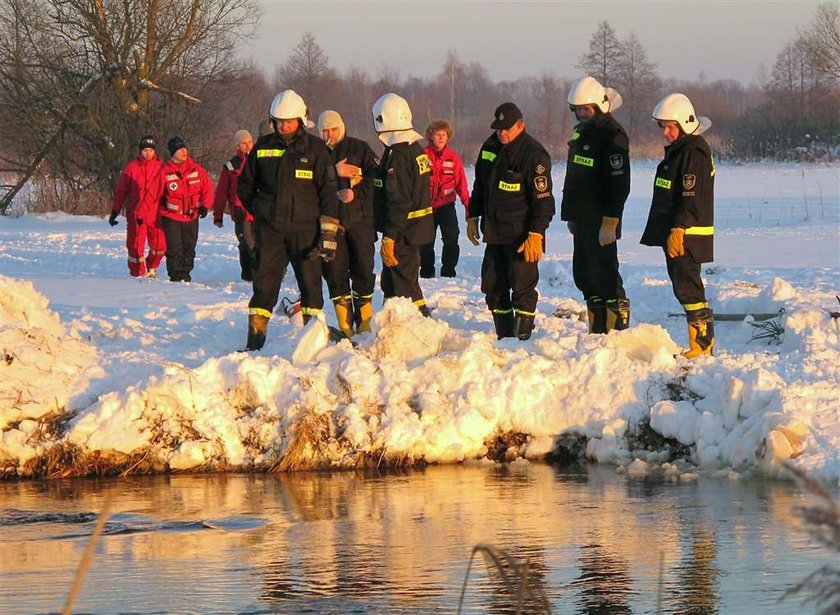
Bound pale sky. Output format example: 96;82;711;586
244;0;821;85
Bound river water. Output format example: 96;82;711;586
0;463;833;614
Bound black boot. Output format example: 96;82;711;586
246;313;270;351
492;310;514;339
606;298;630;332
586;297;607;334
513;311;535;340
441;243;459;277
419;243;435;278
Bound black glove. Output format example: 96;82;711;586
319;215;340;262
136;217;144;226
108;212;119;227
198;206;208;219
232;207;245;223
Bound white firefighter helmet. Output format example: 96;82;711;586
567;76;623;113
372;93;423;146
268;89;314;128
652;93;711;135
372;93;414;133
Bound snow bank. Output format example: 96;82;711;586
0;276;103;466
3;285;838;481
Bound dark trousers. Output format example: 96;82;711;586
665;251;707;308
481;243;539;313
381;237;424;303
250;223;324;315
420;203;460;275
160;216;199;282
572;223;625;301
322;225;376;299
234;217;254;281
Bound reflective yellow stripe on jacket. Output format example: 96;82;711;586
257;149;285;158
407;207;433;220
685;226;713;236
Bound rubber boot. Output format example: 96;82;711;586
586;297;607;334
246;313;269;351
492;310;514;340
418;304;432;318
684;308;715;358
333;295;354;338
606;298;630;332
513;312;535;340
353;294;373;333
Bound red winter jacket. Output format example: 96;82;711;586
212;153;253;223
154;157;214;223
112;155;163;221
425;144;470;214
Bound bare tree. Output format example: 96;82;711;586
577;21;622;86
800;3;840;81
615;33;661;139
529;72;563;157
274;32;338;116
0;0;261;213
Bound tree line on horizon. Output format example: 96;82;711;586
0;0;837;215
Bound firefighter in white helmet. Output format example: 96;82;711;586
561;76;631;334
371;93;434;315
641;93;715;358
238;89;340;351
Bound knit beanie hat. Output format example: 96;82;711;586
317;110;346;146
233;129;253;148
138;135;156;150
167;136;187;157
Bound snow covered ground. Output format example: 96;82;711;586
1;161;838;480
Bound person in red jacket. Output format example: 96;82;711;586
213;129;255;281
153;136;214;282
420;120;470;278
109;135;165;278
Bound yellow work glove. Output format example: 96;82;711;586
466;217;481;246
380;236;398;267
517;232;544;263
598;216;619;246
667;227;685;258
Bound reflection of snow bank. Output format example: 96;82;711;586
0;276;102;464
2;279;839;480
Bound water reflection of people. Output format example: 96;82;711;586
574;542;634;614
671;524;720;615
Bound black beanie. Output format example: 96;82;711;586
138;135;156;150
167;136;187;157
